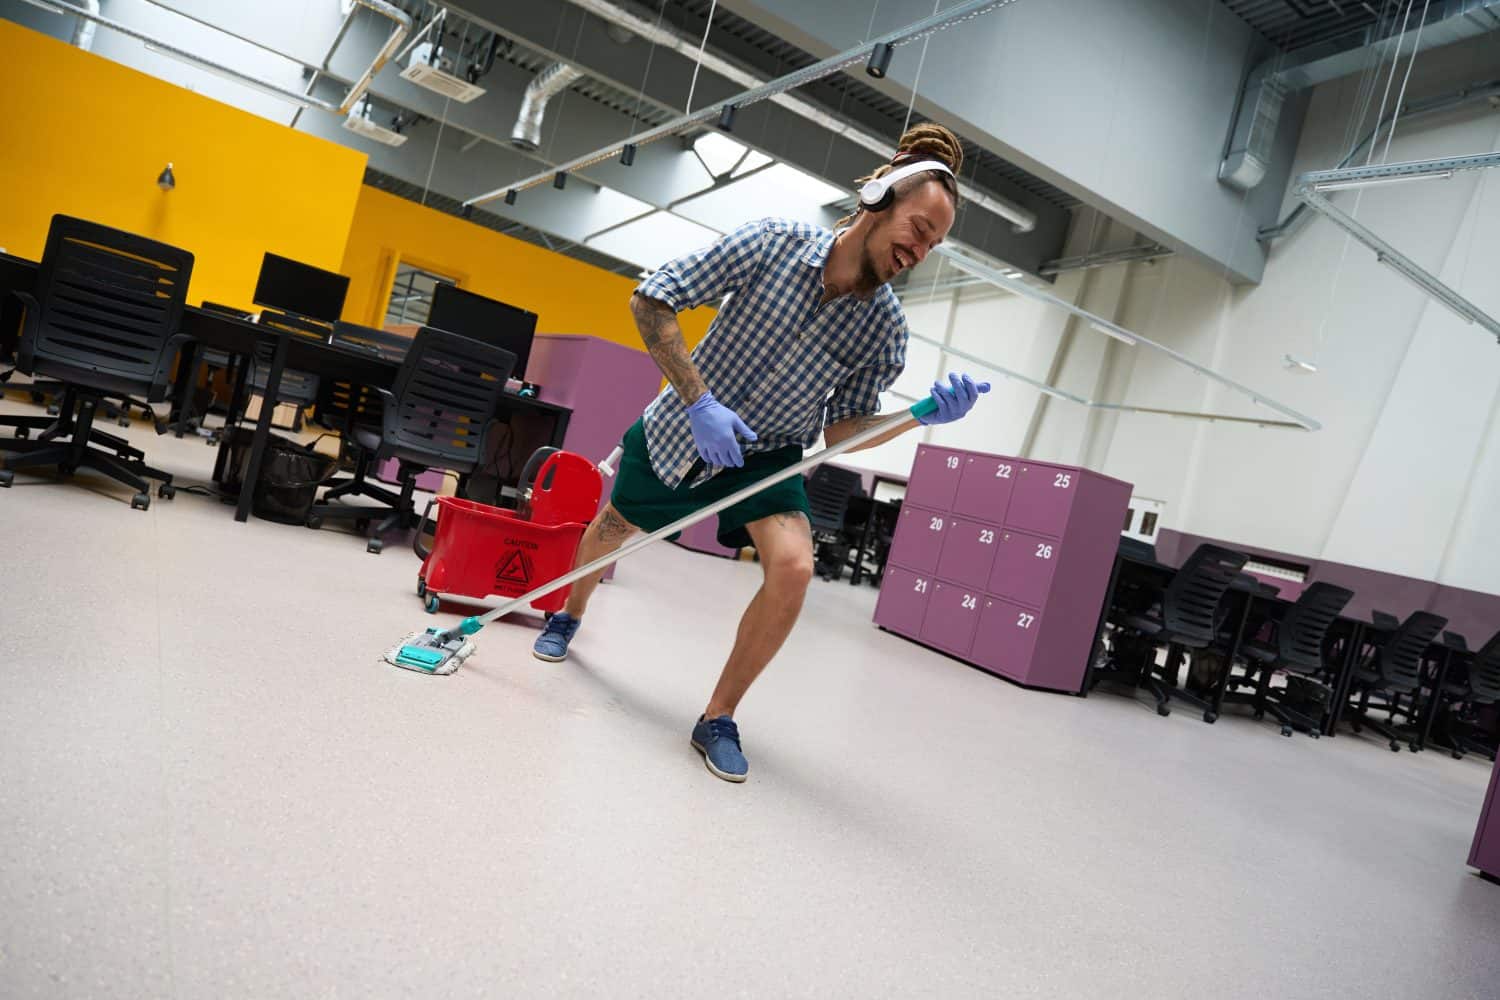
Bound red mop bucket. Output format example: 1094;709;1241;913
416;450;602;615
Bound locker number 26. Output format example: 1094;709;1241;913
1035;543;1054;559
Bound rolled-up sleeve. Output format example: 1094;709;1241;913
825;339;907;426
634;220;768;313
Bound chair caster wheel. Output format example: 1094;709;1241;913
355;518;371;534
305;514;323;530
1156;704;1171;717
424;594;440;613
1452;751;1464;760
0;470;12;487
1281;726;1293;737
1408;744;1420;753
118;417;131;427
1389;742;1401;752
14;427;27;440
1252;710;1264;721
366;538;384;554
1309;731;1321;740
131;492;150;511
416;578;427;598
1203;711;1217;724
30;391;45;404
157;483;175;499
46;404;59;416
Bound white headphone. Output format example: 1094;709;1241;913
857;158;956;212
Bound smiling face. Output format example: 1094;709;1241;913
851;179;957;296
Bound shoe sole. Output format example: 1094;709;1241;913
532;648;568;662
690;738;747;783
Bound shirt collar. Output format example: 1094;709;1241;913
800;228;839;268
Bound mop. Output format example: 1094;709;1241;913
383;394;948;674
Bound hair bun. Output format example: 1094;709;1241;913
895;122;963;175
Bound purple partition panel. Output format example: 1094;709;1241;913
376;457;445;492
987;529;1061;609
905;445;965;510
1004;462;1077;537
887;504;950;575
1470;756;1500;880
1427;585;1500;648
935;517;1001;590
971;597;1042;682
1023;471;1134;692
919;581;982;658
673;518;741;559
874;565;934;639
952;453;1018;521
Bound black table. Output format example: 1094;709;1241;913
3;254;571;523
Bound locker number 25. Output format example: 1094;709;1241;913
1053;473;1072;488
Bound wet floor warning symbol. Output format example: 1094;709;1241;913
495;549;532;589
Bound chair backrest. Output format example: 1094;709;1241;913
382;326;515;471
806;465;865;533
1467;630;1500;703
25;215;192;394
1373;610;1449;692
1370;610;1401;631
1118;537;1158;563
1276;581;1354;673
1160;543;1248;642
249;311;326;404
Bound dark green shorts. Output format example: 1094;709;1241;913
610;418;810;550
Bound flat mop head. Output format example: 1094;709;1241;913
383;628;477;675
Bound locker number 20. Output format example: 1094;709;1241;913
929;516;944;531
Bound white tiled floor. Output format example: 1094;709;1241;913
1;392;1498;999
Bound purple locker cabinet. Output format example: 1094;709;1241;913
935;517;1002;590
952;453;1018;522
971;598;1043;682
874;445;1133;695
987;530;1061;609
886;504;950;575
905;445;966;511
1469;756;1500;881
874;565;935;639
919;581;982;658
1004;461;1079;538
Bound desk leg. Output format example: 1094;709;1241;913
212;355;251;483
1209;591;1256;722
1325;622;1365;736
169;341;199;435
1080;555;1124;697
851;506;875;586
1417;648;1453;751
234;333;287;523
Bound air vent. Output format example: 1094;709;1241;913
342;111;407;147
401;42;486;103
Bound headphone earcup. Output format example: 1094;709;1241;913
858;178;895;212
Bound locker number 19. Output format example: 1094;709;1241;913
946;456;960;469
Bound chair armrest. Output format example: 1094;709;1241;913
12;290;39;374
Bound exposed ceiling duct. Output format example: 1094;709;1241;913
511;62;585;151
554;0;1038;234
1221;0;1500;191
69;0;97;51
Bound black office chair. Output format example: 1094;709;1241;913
1436;631;1500;761
0;216;191;509
807;465;865;581
169;300;249;440
1227;582;1354;738
332;320;410;361
1094;543;1248;719
1346;610;1449;752
305;326;515;553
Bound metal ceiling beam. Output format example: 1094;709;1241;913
1294;152;1500;344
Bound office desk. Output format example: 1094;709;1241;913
3;255;570;524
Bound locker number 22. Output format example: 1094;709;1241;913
994;463;1013;479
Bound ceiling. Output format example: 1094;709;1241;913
1219;0;1391;53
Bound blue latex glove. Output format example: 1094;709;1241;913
917;373;991;425
686;392;757;467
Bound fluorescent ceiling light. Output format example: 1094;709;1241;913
1090;320;1137;346
675;163;850;232
586;211;723;270
1312;169;1453;193
693;132;749;177
1282;354;1318;373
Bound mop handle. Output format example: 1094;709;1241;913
443;397;938;637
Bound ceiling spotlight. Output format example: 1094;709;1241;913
553;172;568;190
717;104;737;132
504;190;517;206
461;204;474;219
866;42;894;79
620;143;637;166
156;162;175;191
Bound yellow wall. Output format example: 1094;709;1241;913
0;21;366;311
339;185;714;350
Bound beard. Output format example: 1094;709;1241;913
852;242;887;300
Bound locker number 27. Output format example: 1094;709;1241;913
1016;612;1035;629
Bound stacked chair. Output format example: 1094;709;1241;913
0;215;192;510
1345;610;1449;752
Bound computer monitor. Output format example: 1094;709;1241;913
251;252;350;324
427;283;538;381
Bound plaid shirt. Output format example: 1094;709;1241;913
635;218;909;488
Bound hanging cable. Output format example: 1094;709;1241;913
1380;0;1433;164
627;2;669;141
683;0;719;116
900;0;942;135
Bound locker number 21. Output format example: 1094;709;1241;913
913;578;929;594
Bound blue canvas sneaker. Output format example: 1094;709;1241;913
532;612;581;662
691;715;748;782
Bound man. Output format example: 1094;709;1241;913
533;123;990;782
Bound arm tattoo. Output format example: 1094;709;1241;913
631;293;708;404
